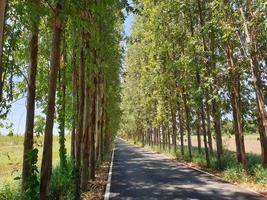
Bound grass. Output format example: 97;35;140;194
129;139;267;192
0;134;71;188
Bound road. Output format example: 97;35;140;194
108;139;266;200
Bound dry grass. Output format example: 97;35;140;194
190;134;261;154
0;135;71;187
81;161;110;200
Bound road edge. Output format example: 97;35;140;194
104;146;115;200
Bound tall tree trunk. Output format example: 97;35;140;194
0;0;7;102
205;95;213;152
100;77;105;161
240;4;267;167
22;0;40;191
171;107;177;153
71;54;78;159
178;102;184;156
196;111;201;153
75;46;85;197
212;99;223;168
167;123;171;151
81;76;91;190
58;45;67;169
200;101;210;167
226;45;248;170
40;1;62;199
182;91;192;160
90;76;97;180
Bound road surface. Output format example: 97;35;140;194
108;139;266;200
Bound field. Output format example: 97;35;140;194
0;135;71;188
0;134;262;189
190;134;261;154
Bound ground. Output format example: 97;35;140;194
190;134;261;154
0;135;71;187
109;138;266;200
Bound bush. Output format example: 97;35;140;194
0;184;21;200
253;165;267;185
223;165;248;183
49;159;76;200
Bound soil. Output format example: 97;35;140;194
81;161;110;200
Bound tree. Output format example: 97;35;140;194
40;1;63;198
22;0;40;191
0;0;7;102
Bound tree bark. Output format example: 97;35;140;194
81;75;91;190
40;1;62;199
171;107;177;153
0;0;7;102
22;0;40;191
205;96;213;152
196;111;201;153
90;75;97;180
178;102;184;156
75;46;85;197
240;4;267;167
182;91;192;160
71;54;78;159
211;99;223;168
226;45;248;170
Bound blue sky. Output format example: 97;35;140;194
0;5;135;135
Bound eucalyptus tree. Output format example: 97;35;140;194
0;0;7;101
22;0;41;191
237;0;267;167
40;0;64;198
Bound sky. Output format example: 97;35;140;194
0;3;135;135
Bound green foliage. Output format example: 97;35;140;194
223;165;248;183
49;159;76;200
34;116;45;137
253;166;267;185
0;184;21;200
24;148;39;200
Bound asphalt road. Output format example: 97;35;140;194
109;139;267;200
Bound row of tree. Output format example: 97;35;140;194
121;0;267;171
0;0;124;199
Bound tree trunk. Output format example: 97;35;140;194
226;45;248;170
90;76;97;180
240;5;267;167
40;1;62;199
200;102;210;167
211;99;223;168
58;47;67;169
205;96;213;152
0;0;7;102
22;0;40;190
75;46;85;197
182;91;192;160
196;111;201;153
71;55;78;159
167;123;171;151
171;107;177;153
178;102;184;156
100;77;105;161
81;77;91;190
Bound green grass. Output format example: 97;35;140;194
0;135;71;188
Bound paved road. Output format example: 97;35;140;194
109;139;267;200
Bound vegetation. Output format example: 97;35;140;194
0;0;128;199
1;0;267;199
120;0;267;188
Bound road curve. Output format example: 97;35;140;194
108;139;266;200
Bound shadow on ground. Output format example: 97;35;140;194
109;139;266;200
